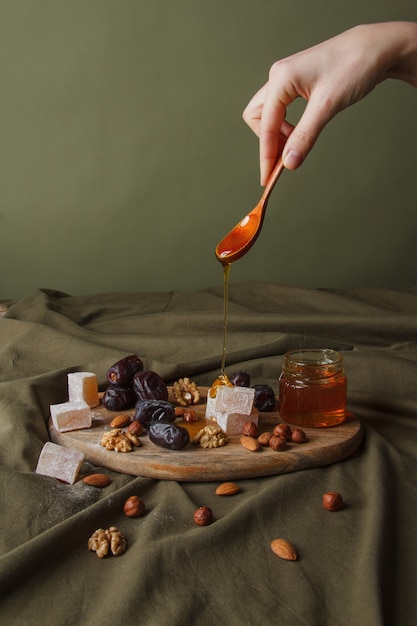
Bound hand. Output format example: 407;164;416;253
243;22;417;184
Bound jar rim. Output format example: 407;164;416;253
284;348;343;367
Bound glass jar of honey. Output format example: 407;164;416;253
278;349;347;427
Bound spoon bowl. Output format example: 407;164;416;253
215;157;285;264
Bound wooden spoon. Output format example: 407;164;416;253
215;156;285;264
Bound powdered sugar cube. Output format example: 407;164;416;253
50;400;92;432
68;371;99;408
205;385;257;435
35;442;84;484
215;408;259;436
215;386;255;415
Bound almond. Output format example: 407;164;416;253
257;431;273;446
110;414;131;428
215;481;240;496
82;473;112;487
270;538;298;561
240;435;261;452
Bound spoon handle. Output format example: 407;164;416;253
259;157;285;206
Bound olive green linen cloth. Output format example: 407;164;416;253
0;283;416;625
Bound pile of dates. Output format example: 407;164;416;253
103;355;189;450
103;354;168;411
229;371;276;412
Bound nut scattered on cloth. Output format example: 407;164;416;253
100;429;141;452
192;425;227;448
172;378;200;406
87;526;127;558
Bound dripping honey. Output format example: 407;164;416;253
208;262;233;399
221;262;231;376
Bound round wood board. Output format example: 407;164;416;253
49;387;363;482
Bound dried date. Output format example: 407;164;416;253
149;421;190;450
229;371;251;387
134;399;176;428
106;355;143;386
253;384;276;412
102;385;137;411
133;370;168;402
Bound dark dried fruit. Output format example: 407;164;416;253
102;385;137;411
149;421;190;450
106;355;143;385
133;370;168;401
134;400;176;428
229;371;251;387
253;384;276;412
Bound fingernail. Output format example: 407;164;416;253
283;150;304;170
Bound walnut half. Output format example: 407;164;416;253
172;378;200;406
192;425;228;449
87;526;127;558
100;429;141;453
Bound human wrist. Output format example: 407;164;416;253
383;21;417;87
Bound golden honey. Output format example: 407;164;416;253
278;349;347;428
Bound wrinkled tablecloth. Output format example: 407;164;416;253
0;282;416;625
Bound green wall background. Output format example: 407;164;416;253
1;1;416;299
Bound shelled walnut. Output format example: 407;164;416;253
100;429;141;453
192;425;227;449
87;526;127;558
172;378;200;406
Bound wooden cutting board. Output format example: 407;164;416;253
49;387;363;482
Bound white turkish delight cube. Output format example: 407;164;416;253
35;442;84;485
215;386;255;415
50;400;92;433
67;371;99;408
215;407;259;436
205;385;258;435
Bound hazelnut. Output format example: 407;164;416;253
269;435;288;451
242;421;258;437
291;428;307;443
322;491;343;511
273;423;292;440
123;495;146;518
183;409;198;423
127;420;144;436
193;506;213;526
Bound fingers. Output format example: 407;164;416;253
259;121;294;184
243;69;301;183
242;83;268;137
243;78;336;179
282;95;336;169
